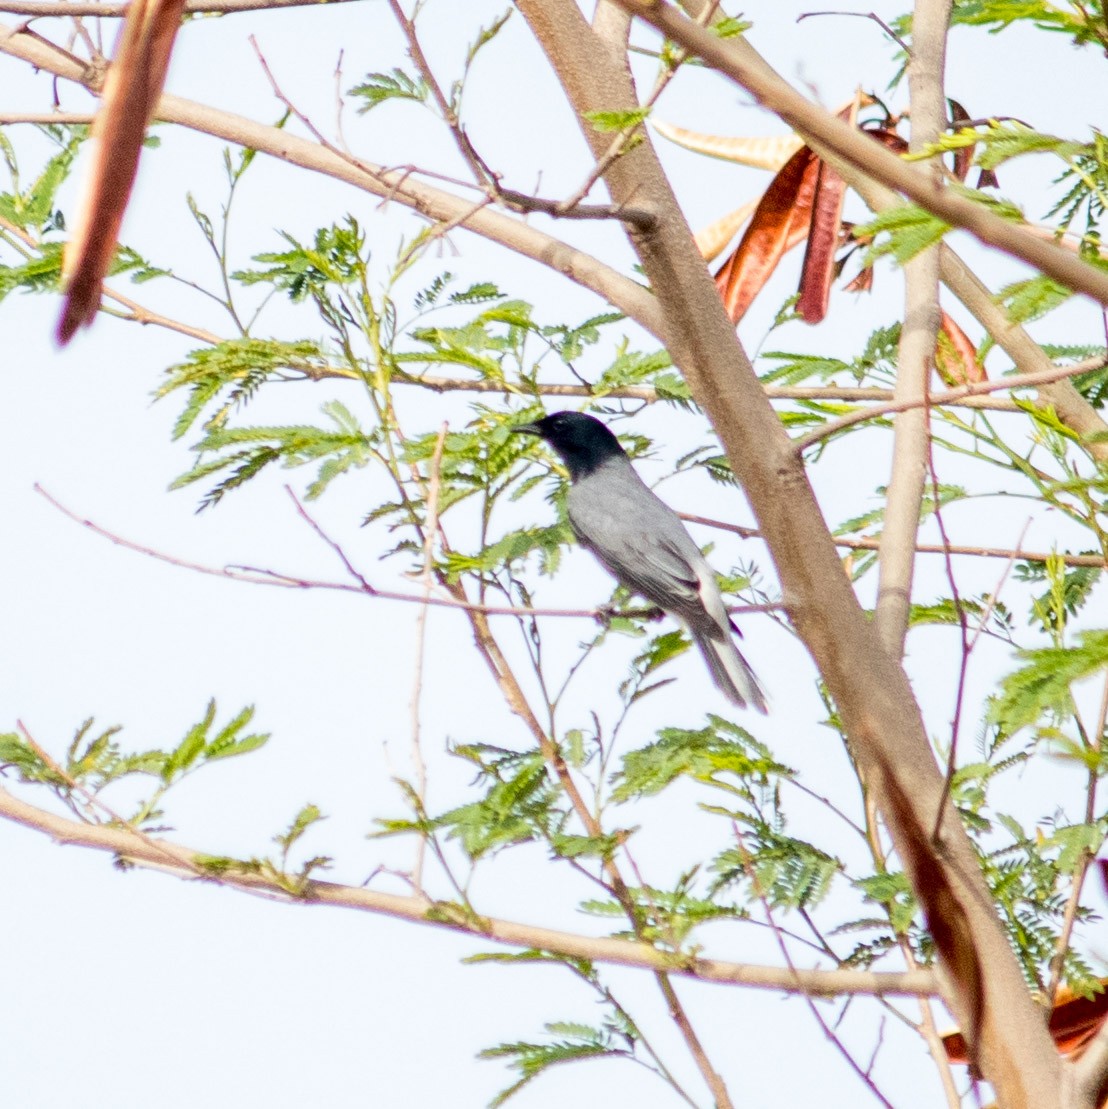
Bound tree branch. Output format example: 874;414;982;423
0;782;937;996
613;0;1108;307
0;0;363;14
792;356;1107;453
702;34;1108;463
681;511;1108;568
0;20;663;339
523;1;1068;1104
873;0;949;659
37;482;757;621
1072;1018;1108;1109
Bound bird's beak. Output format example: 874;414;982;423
511;421;543;437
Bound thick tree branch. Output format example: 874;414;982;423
1073;1019;1108;1109
758;67;1108;461
520;2;1067;1104
889;17;961;1080
614;0;1108;307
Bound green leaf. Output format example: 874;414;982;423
855;871;918;935
612;715;792;801
349;69;429;113
274;803;326;853
857;204;951;264
205;705;270;761
0;137;77;229
163;703;212;779
464;9;512;70
157;338;328;439
711;15;751;38
991;630;1108;734
583;107;651;133
0;241;64;301
481;1020;628;1108
713;825;840;911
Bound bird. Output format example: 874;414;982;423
513;411;767;713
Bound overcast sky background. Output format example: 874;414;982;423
3;2;1108;1106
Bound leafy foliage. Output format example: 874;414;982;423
349;68;429;113
6;5;1108;1106
0;701;268;829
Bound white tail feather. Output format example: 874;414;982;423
694;631;768;713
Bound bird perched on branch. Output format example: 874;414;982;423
513;411;767;713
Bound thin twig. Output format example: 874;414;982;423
731;823;897;1109
0;0;362;12
923;429;970;843
408;423;448;888
283;486;377;592
0;110;95;122
795;9;910;52
794;357;1108;454
100;285;224;344
35;481;775;620
396;372;1026;409
1045;666;1108;1003
680;511;1108;569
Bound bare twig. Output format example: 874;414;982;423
0;0;362;12
795;9;910;51
401;373;1025;409
681;511;1108;569
0;110;95;122
1045;666;1107;1003
100;285;223;343
386;0;655;228
408;423;448;887
929;517;1029;846
39;482;735;619
283;486;376;591
793;356;1108;453
731;823;897;1109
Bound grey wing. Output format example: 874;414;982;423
567;474;706;618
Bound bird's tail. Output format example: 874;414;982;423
693;629;768;713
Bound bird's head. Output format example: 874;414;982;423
512;411;626;480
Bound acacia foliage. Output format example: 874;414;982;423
2;2;1108;1106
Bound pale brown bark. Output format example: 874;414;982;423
516;2;1065;1105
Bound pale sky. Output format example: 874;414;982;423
3;3;1108;1106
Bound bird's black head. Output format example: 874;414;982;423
513;411;627;480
